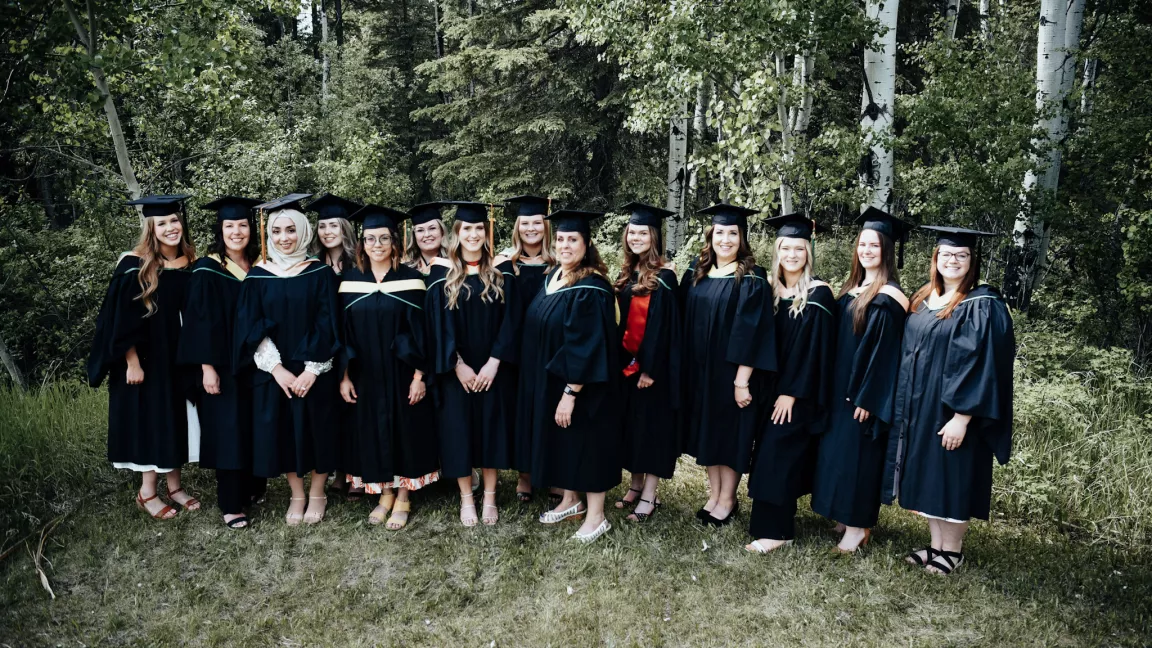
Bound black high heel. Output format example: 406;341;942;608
627;498;657;523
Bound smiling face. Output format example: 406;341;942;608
776;237;808;275
518;215;546;247
556;231;587;270
626;224;653;256
414;221;443;255
152;214;184;251
363;227;394;264
458;221;486;254
221;219;251;254
316;218;343;250
857;229;882;271
711;224;741;263
936;245;972;282
270;216;299;253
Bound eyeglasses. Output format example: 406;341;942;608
939;252;971;262
364;236;392;246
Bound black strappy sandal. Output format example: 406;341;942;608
225;515;249;529
615;488;642;509
926;551;964;575
516;490;532;503
627;498;657;523
905;546;938;567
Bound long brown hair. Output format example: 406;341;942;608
692;224;755;285
910;247;981;319
839;229;898;334
614;225;664;296
403;218;447;267
133;214;196;317
355;225;401;273
560;232;610;285
444;220;504;309
509;214;556;273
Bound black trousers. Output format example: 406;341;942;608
749;498;797;540
217;469;267;515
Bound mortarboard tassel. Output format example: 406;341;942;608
488;204;496;253
897;236;905;270
259;208;266;264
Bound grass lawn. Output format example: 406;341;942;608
1;387;1151;646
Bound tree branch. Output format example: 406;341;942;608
60;0;90;52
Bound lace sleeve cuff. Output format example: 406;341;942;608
254;337;281;373
305;359;333;376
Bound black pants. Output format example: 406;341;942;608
217;469;267;515
749;498;797;540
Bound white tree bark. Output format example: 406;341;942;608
860;0;899;211
979;0;991;39
776;51;813;215
945;0;963;40
0;331;26;393
319;0;331;103
665;100;689;228
1080;56;1097;114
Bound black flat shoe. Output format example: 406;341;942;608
224;515;249;529
516;491;532;503
695;507;709;520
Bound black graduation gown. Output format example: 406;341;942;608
617;268;682;478
87;254;191;469
514;261;549;312
426;260;522;478
339;264;440;482
747;285;836;505
680;265;776;473
233;261;342;478
177;256;251;471
882;285;1015;521
517;270;622;493
810;285;906;527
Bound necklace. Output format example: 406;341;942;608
465;260;481;267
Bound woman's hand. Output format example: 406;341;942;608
853;407;871;422
126;364;145;385
554;393;576;428
734;384;752;408
408;373;426;405
272;365;296;399
340;374;358;404
455;362;478;393
290;370;317;398
637;372;654;389
771;394;796;425
473;358;500;392
938;414;971;451
202;364;221;395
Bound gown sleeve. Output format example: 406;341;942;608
775;285;836;405
634;270;682;407
290;265;341;365
943;293;1016;464
232;275;271;376
396;289;430;376
490;261;522;364
86;256;146;388
845;294;906;435
423;265;458;375
726;268;777;372
545;281;613;385
177;264;230;370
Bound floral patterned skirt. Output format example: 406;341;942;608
349;471;439;494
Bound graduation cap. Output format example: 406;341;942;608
440;200;492;224
350;204;407;232
408;202;444;226
699;203;759;228
306;193;363;221
504;195;552;217
620;201;675;227
126;194;191;218
920;225;997;249
201;196;261;223
764;213;829;240
547;209;604;238
855;206;915;269
255;193;312;213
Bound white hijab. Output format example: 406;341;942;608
265;208;313;270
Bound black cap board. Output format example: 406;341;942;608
855;206;915;269
621;201;675;227
307;193;363;221
764;213;830;240
350;204;407;231
441;200;491;225
202;196;261;223
699;202;759;228
408;202;444;226
504;195;552;217
255;193;312;212
547;209;604;238
920;225;997;249
126;194;191;218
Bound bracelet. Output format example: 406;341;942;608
563;385;579;397
733;382;750;389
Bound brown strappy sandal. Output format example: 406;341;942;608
136;491;178;520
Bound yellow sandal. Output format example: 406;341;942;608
368;491;395;526
385;500;411;530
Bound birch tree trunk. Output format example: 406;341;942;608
669;80;711;253
1004;0;1084;309
860;0;899;211
319;0;331;103
945;0;963;40
0;331;26;393
665;100;689;255
979;0;991;39
777;50;813;215
62;0;140;199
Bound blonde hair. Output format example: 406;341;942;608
509;214;556;273
443;220;505;309
404;218;447;267
769;237;814;317
133;214;196;316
